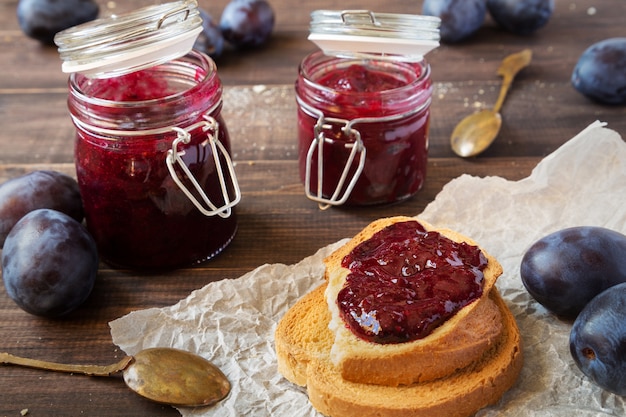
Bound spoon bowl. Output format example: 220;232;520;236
124;347;231;407
1;347;230;407
450;109;502;157
450;49;532;157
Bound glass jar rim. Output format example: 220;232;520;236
296;51;432;121
68;50;222;135
309;10;440;62
54;0;202;78
299;50;430;96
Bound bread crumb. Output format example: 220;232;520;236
20;409;29;416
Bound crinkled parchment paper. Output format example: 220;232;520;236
110;120;626;416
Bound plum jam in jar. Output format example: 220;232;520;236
297;10;440;208
54;1;240;269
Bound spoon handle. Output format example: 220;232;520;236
1;352;132;377
492;49;532;114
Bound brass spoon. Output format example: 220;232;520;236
450;49;532;157
1;347;230;407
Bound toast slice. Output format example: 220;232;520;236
275;284;523;417
324;216;504;386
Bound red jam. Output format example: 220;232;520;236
337;220;487;344
68;51;237;269
317;64;407;95
296;51;432;205
85;71;173;101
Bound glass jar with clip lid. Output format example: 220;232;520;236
54;0;240;269
296;10;440;208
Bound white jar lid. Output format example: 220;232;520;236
309;10;440;61
54;0;203;78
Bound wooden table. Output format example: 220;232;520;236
0;0;624;415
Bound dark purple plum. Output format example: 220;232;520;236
194;8;225;58
487;0;554;35
422;0;486;43
0;170;83;248
1;209;98;318
571;38;626;105
570;283;626;396
520;226;626;318
219;0;275;49
17;0;99;45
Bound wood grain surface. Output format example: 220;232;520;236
0;0;624;415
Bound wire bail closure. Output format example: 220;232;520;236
304;115;367;210
166;115;241;218
298;92;431;209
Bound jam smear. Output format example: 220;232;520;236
337;220;487;344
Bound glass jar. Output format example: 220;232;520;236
296;10;439;208
55;1;240;269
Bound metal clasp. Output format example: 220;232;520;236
157;1;193;30
304;116;366;210
166;115;241;218
340;10;380;26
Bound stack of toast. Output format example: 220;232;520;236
275;216;523;417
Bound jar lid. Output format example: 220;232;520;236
309;10;440;61
54;0;203;78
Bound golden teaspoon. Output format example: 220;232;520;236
450;49;532;157
1;347;230;407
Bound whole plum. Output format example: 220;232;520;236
17;0;99;45
520;226;626;318
422;0;487;43
0;170;83;248
487;0;554;35
219;0;275;49
570;283;626;396
1;209;98;318
571;38;626;105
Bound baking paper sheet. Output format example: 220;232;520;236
110;120;626;416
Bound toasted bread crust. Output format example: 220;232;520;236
324;216;504;386
275;284;331;386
